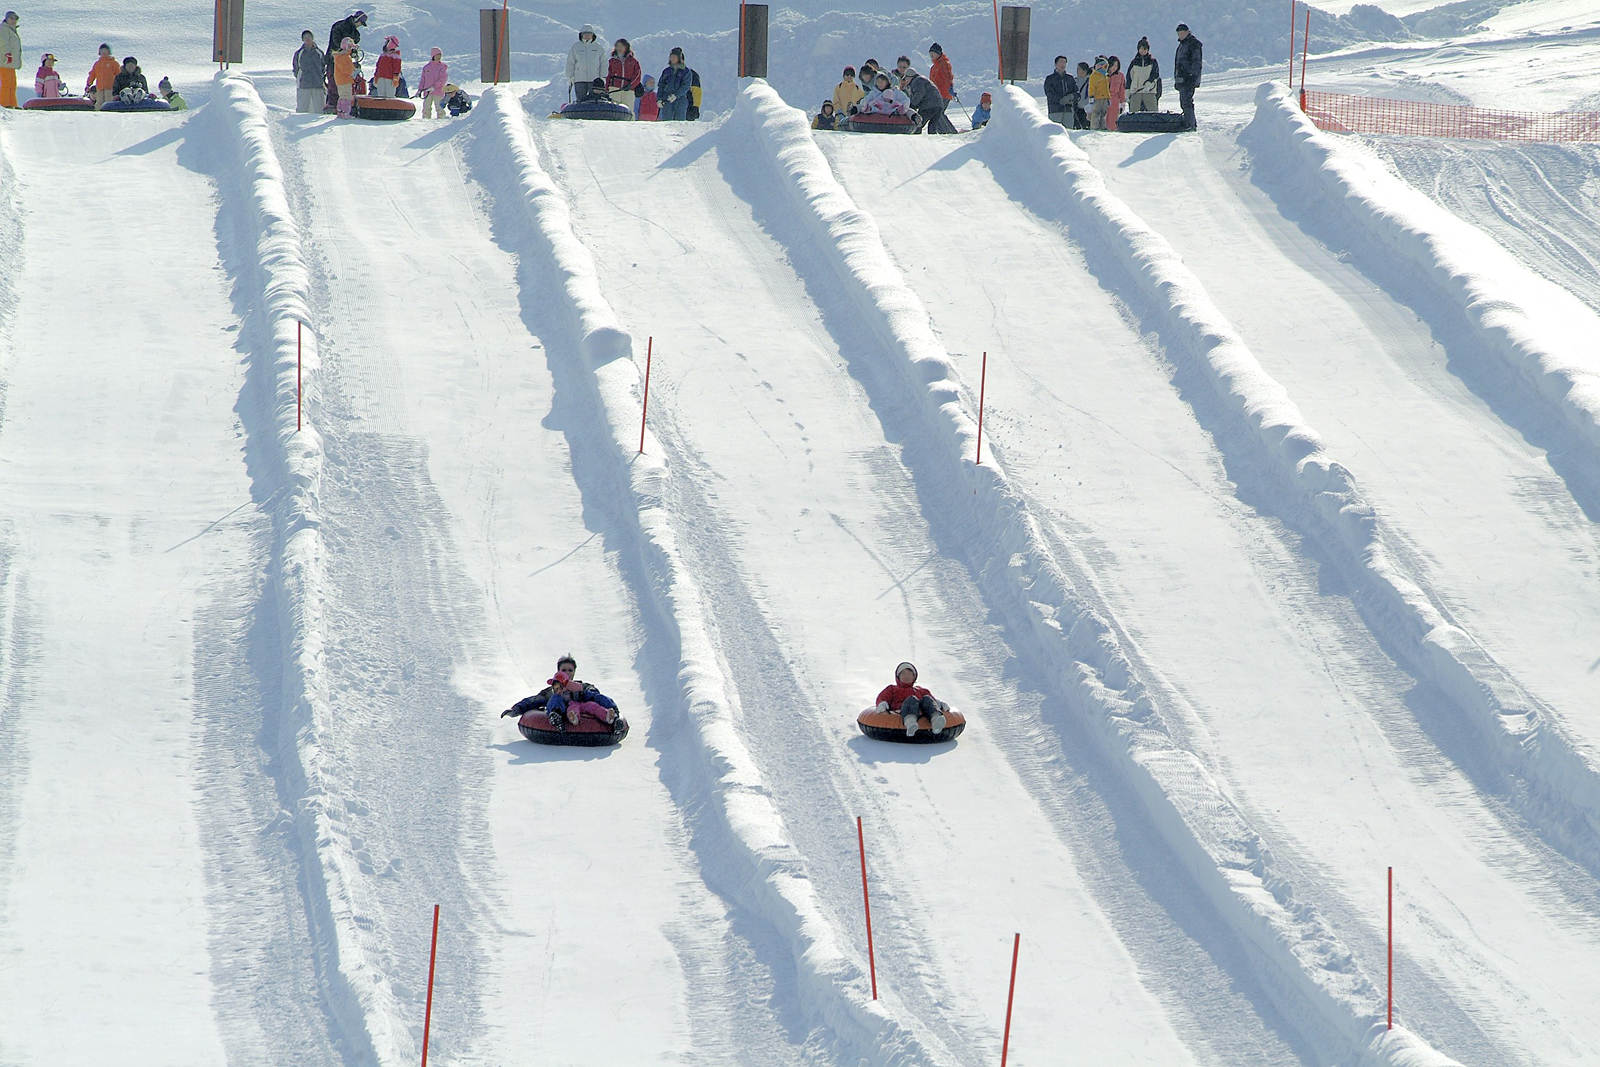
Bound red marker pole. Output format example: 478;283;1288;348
975;351;987;466
739;2;747;78
999;933;1020;1067
638;336;653;455
1387;867;1393;1031
297;320;303;432
857;816;877;1000
1288;0;1297;88
1300;9;1310;110
420;904;440;1067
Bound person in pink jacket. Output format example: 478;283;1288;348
417;45;448;117
34;52;62;98
1106;54;1126;131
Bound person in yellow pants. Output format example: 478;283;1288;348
0;12;22;109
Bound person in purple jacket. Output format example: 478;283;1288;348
418;46;449;117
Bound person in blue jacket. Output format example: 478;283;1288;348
657;46;692;121
501;656;620;733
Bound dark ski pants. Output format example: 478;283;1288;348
900;694;941;720
1179;85;1197;129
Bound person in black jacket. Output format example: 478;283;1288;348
1174;23;1202;129
1043;54;1076;126
112;56;148;101
324;10;366;110
900;68;954;133
1126;37;1161;113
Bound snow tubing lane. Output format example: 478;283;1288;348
847;113;916;134
23;97;96;111
558;99;633;121
518;712;630;747
98;98;172;112
857;708;966;744
353;96;416;121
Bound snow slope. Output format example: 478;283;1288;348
0;111;254;1066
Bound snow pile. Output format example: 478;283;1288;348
735;77;1461;1067
997;85;1600;882
466;85;942;1067
1245;83;1600;465
205;72;385;1060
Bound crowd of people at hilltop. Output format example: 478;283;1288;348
0;10;186;109
813;22;1202;133
564;25;703;121
291;11;470;118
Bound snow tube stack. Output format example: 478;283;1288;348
856;707;966;743
1116;111;1192;133
558;98;633;121
99;97;172;112
847;113;916;134
517;710;630;747
23;97;96;111
353;96;416;121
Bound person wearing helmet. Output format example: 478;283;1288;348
875;662;950;737
34;52;61;99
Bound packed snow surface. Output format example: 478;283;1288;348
4;4;1600;1067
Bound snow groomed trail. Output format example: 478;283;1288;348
1020;94;1600;1064
0;110;281;1064
261;83;787;1066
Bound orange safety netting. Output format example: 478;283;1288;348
1300;89;1600;144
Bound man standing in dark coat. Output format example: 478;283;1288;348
325;10;367;110
1043;54;1076;126
1174;22;1202;130
900;68;953;133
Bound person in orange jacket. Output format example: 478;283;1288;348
927;42;953;103
85;42;119;106
1;11;21;110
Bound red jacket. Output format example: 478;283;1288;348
637;89;659;120
875;683;930;712
930;54;953;100
606;53;641;91
374;52;402;80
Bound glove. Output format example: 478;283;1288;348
876;701;890;713
500;708;519;718
938;701;949;713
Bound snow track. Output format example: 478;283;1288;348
0;105;260;1065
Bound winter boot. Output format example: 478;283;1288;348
547;708;566;732
904;713;919;737
930;710;947;734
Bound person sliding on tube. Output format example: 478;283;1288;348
875;662;949;737
500;656;621;733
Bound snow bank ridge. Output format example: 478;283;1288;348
469;85;937;1067
1247;83;1600;459
207;72;386;1061
999;82;1600;887
737;77;1459;1067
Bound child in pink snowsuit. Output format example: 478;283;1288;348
557;677;617;727
418;46;448;117
1106;55;1126;131
34;53;63;98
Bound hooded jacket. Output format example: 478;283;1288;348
901;72;942;113
1174;34;1203;88
86;53;119;90
327;15;363;59
565;27;606;84
374;36;401;81
34;62;61;97
333;47;355;86
605;49;641;92
418;56;448;96
1127;52;1160;96
112;63;147;95
929;52;953;100
293;42;326;88
833;77;863;114
0;20;20;70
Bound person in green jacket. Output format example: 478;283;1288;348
158;75;186;109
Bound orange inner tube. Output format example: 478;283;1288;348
354;96;416;111
857;708;966;732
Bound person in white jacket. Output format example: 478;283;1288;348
565;24;606;101
0;11;21;110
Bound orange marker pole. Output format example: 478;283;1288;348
992;0;1004;82
975;351;987;465
420;904;440;1067
857;816;877;1000
999;933;1020;1067
638;336;653;455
